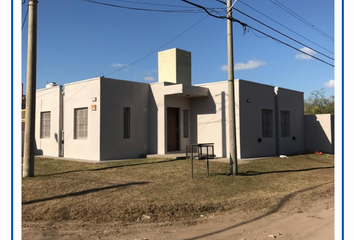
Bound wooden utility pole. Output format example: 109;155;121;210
23;0;38;177
227;0;238;176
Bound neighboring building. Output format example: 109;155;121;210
33;48;329;161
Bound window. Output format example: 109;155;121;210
40;111;51;138
262;109;273;138
74;108;88;139
281;111;290;137
123;107;130;139
183;110;188;138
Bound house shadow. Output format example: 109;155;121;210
183;182;332;240
238;166;334;176
39;158;184;177
22;181;149;205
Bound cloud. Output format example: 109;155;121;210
324;79;335;88
295;47;317;60
111;63;125;68
144;76;155;81
220;65;228;71
221;59;266;72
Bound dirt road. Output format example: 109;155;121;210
22;195;333;240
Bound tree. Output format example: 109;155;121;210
304;89;334;115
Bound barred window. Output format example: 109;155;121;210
123;107;130;139
74;108;88;139
40;111;51;138
262;109;273;138
183;110;188;138
281;111;291;137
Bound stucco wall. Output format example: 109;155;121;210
276;88;305;155
191;81;228;158
304;114;334;154
237;80;277;158
35;85;62;156
63;78;101;161
150;82;166;154
100;78;150;160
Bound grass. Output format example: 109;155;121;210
22;154;334;223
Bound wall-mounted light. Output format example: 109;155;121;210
247;98;251;103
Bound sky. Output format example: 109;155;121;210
21;0;335;99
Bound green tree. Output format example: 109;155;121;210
304;89;334;115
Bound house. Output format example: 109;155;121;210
33;48;332;161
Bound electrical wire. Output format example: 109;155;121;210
237;20;334;67
269;0;334;41
22;7;28;30
180;0;334;67
81;0;205;13
110;0;196;9
237;0;334;54
104;15;209;77
215;0;334;61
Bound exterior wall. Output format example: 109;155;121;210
276;88;305;155
237;80;277;158
165;95;191;153
158;48;191;85
304;114;334;154
63;78;101;161
100;78;150;160
150;82;166;154
191;81;229;158
35;85;62;157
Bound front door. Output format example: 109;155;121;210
167;108;180;152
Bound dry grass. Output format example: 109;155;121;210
22;154;334;223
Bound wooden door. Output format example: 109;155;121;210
167;108;179;152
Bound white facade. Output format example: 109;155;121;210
33;48;323;161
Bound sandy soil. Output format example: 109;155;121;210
22;193;334;240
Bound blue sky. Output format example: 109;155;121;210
21;0;335;98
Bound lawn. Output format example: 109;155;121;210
22;154;334;223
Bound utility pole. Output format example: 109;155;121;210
23;0;38;177
227;0;238;176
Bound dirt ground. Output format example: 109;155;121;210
22;191;334;240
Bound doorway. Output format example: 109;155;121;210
167;107;180;152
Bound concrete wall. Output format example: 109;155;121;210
237;80;277;158
63;78;101;161
304;114;334;154
35;85;62;156
158;48;191;85
191;81;227;158
100;78;150;160
276;88;305;155
149;82;166;154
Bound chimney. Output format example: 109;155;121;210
158;48;191;85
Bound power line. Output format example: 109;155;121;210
81;0;205;13
215;0;334;61
269;0;334;41
22;6;28;30
180;0;334;67
237;0;334;54
110;0;196;8
104;15;209;77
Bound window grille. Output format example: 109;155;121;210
74;108;88;139
40;111;51;138
183;110;188;138
281;111;291;137
262;109;273;138
123;107;130;139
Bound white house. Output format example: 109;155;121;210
33;48;331;161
